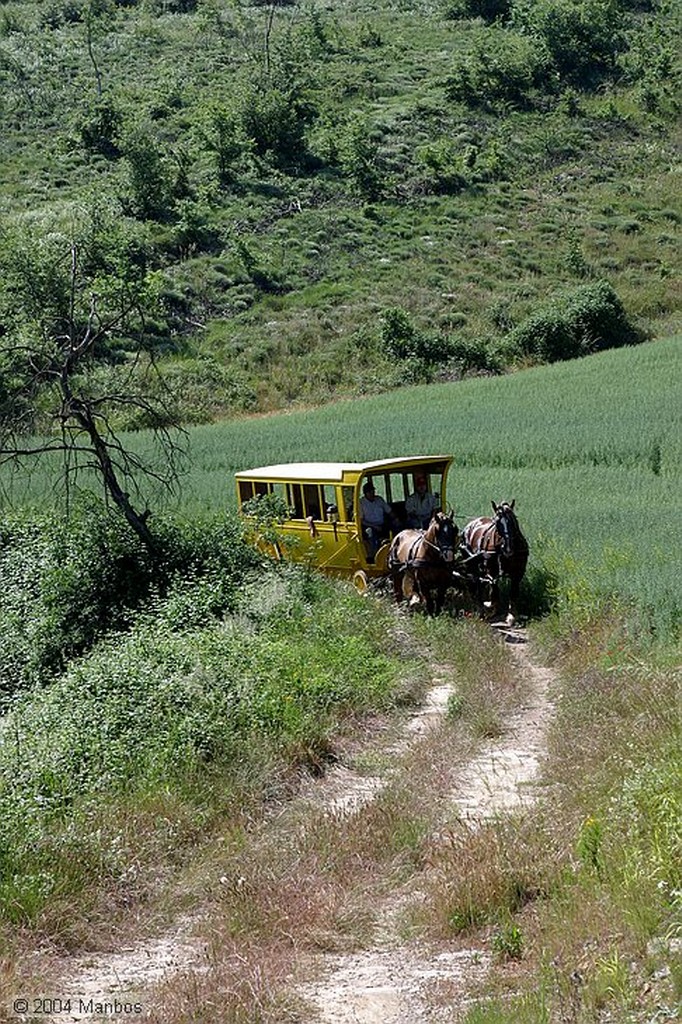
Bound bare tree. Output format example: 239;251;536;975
0;217;185;554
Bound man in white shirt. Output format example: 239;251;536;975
405;474;437;530
360;481;394;561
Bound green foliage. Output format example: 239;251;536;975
512;0;627;87
491;920;524;960
576;814;604;876
194;101;249;186
0;503;260;701
0;560;402;921
506;280;644;362
0;0;677;418
239;82;314;169
445;27;555;110
337;116;386;200
415;138;469;194
75;95;122;157
120;122;177;220
443;0;512;21
612;743;682;911
380;307;444;365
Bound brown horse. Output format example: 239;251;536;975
388;512;458;615
460;501;529;625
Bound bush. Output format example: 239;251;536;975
337;115;386;199
506;280;645;362
446;336;502;376
445;27;555;110
380;307;446;365
239;84;314;169
512;0;627;87
416;139;469;194
0;504;260;700
0;567;401;922
443;0;512;22
76;96;122;158
120;123;175;220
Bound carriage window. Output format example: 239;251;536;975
319;485;337;521
287;483;305;519
238;481;254;506
303;484;322;520
254;481;269;497
367;476;389;501
341;486;354;521
388;473;408;501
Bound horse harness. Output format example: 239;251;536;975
390;526;455;572
459;519;506;582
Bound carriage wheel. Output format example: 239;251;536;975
352;570;370;595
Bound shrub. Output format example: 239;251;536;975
337;115;386;199
512;0;627;87
76;96;122;158
194;101;250;186
445;336;502;376
416;139;469;194
0;566;401;922
445;27;555;110
380;307;446;365
239;84;314;169
443;0;512;22
120;123;175;220
0;504;260;700
506;280;645;362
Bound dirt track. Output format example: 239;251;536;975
18;629;555;1023
295;634;554;1022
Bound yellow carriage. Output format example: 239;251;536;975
235;456;454;593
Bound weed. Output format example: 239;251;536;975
491;920;524;961
576;815;604;878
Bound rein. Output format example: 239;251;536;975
406;528;453;568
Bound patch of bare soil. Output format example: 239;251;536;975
15;633;555;1024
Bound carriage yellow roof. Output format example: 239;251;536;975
236;456;451;482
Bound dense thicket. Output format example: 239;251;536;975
0;502;263;701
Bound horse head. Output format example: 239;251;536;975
426;511;458;563
491;500;519;558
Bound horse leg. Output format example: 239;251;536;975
506;574;521;626
404;571;423;609
392;569;404;605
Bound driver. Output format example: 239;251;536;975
405;474;438;530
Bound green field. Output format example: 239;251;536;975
186;335;682;635
6;335;680;635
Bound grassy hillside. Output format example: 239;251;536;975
0;0;680;422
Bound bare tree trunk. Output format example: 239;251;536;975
264;3;276;77
74;404;157;553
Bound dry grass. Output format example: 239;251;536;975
134;623;537;1023
419;812;565;940
416;615;681;1023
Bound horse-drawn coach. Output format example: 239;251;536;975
236;456;528;623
